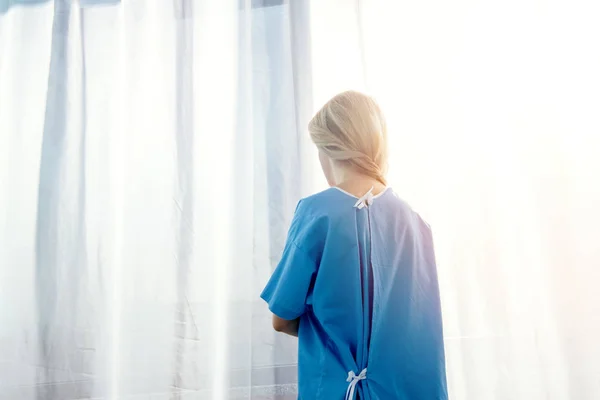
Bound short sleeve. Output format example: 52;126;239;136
260;200;321;320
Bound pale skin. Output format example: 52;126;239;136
272;150;387;337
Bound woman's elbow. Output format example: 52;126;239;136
272;315;287;332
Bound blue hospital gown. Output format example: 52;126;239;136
261;187;448;400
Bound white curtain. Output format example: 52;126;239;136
1;1;599;399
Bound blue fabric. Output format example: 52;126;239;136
261;187;448;400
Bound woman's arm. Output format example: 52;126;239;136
272;315;299;337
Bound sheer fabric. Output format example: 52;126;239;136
1;0;599;399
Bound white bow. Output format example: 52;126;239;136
345;368;367;400
353;187;374;209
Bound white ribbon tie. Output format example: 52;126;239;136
353;187;375;209
345;368;367;400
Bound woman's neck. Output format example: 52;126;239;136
334;173;387;198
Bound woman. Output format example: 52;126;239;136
261;91;448;400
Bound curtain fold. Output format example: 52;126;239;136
1;0;599;399
1;1;305;398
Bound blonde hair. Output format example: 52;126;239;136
308;90;388;185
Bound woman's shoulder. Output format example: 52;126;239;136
300;186;411;211
294;186;425;226
295;187;357;217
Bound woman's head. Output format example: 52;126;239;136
308;90;388;186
